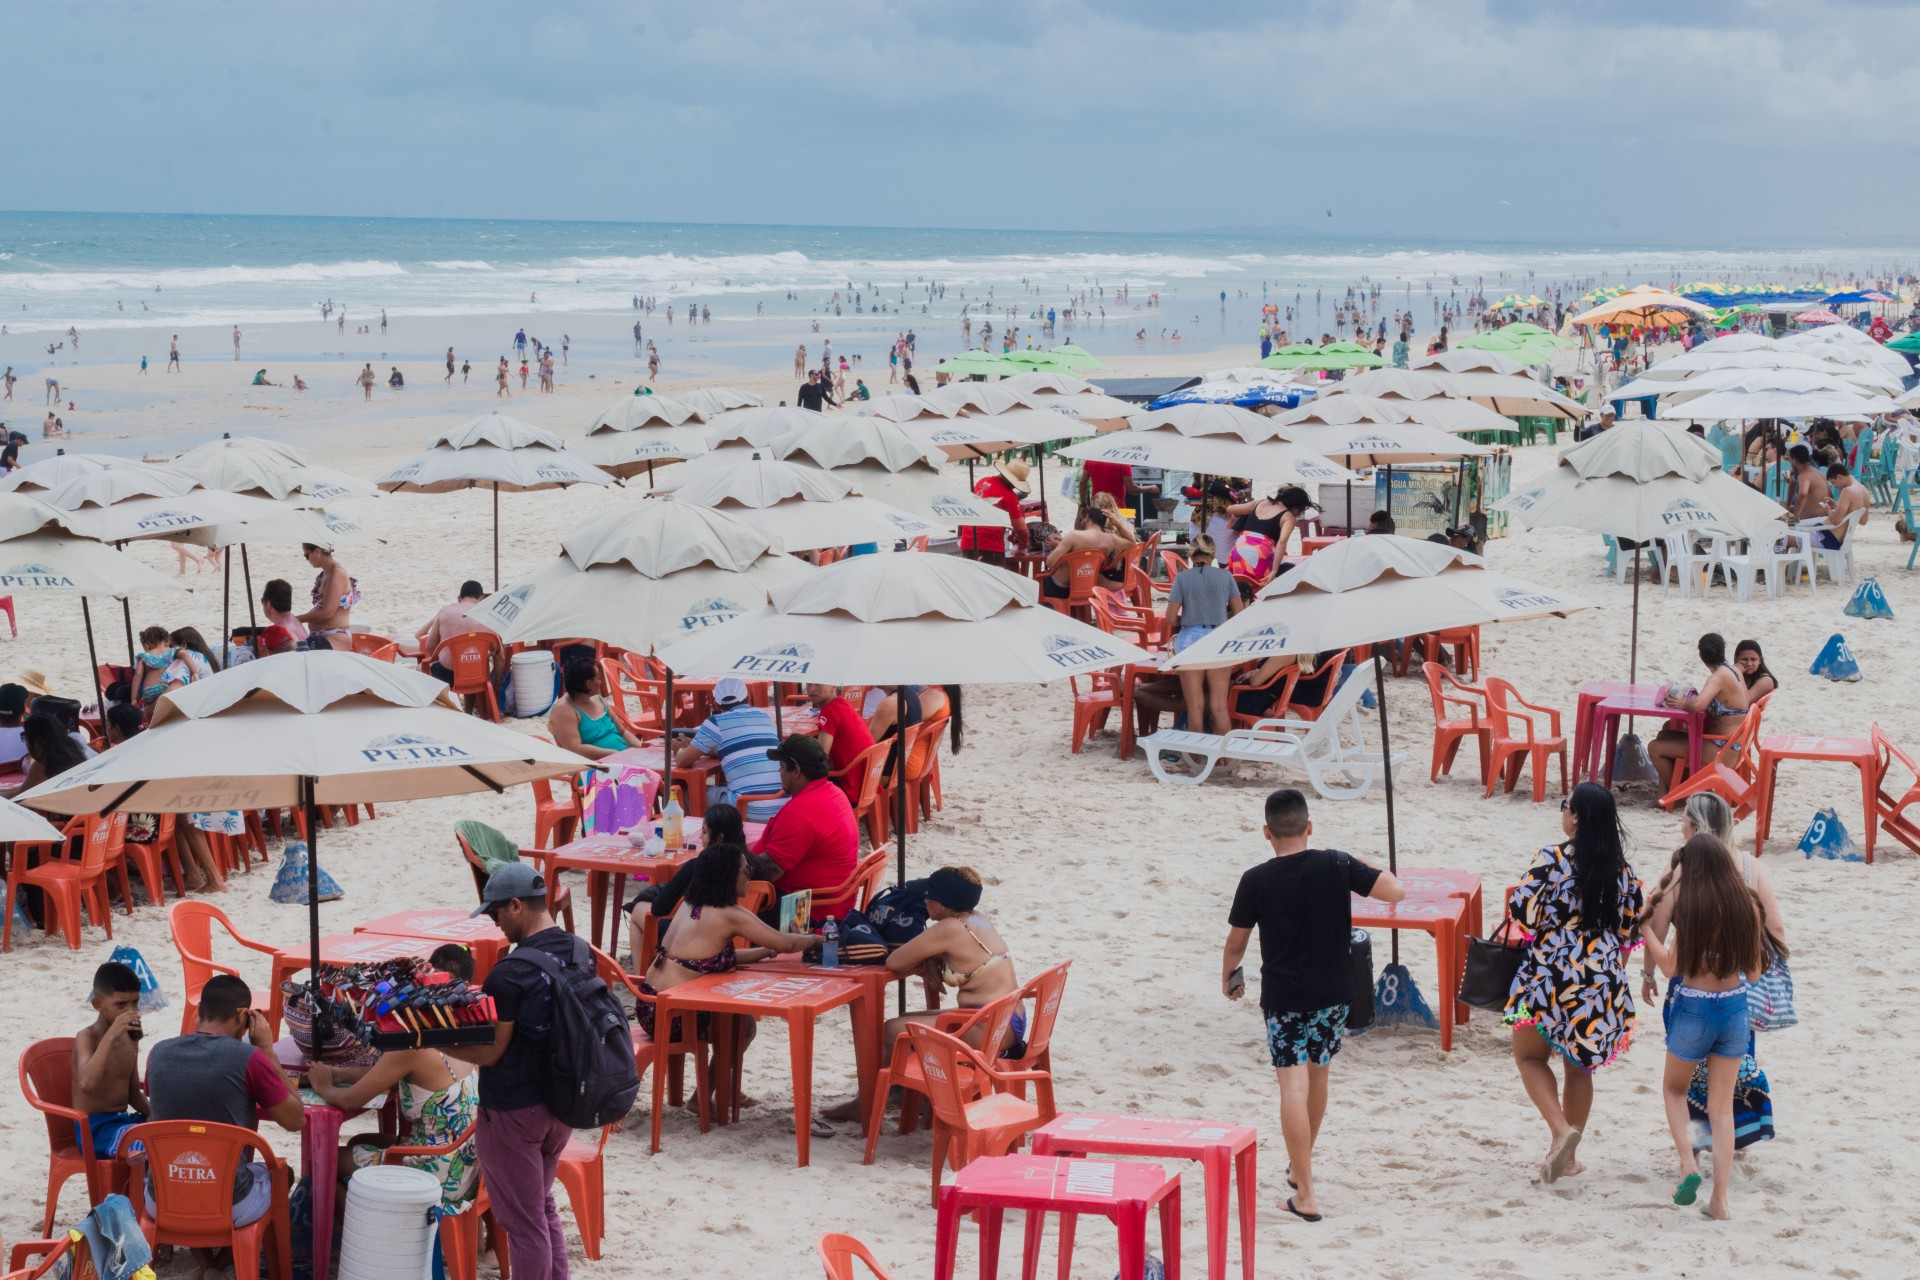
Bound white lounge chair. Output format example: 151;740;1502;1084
1138;658;1406;798
1808;509;1865;587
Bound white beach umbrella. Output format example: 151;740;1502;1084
925;383;1028;416
656;551;1154;881
585;394;703;431
1328;369;1592;419
42;464;203;507
1025;392;1139;422
836;466;1012;529
574;428;710;483
997;372;1095;397
0;491;102;540
1779;325;1911;378
666;454;945;552
377;420;614;589
1059;426;1356;488
854;395;958;423
769;415;1008;528
703;405;835;450
773;413;944;473
0;533;182;711
1410;349;1530;376
1202;366;1315;385
1613;364;1904;404
1659;386;1903;421
1552;420;1720;482
46;490;295;544
1124;404;1285;442
678;386;764;418
0;795;61;843
1274;394;1514;435
173;436;377;504
1274;422;1494;468
0;451;146;494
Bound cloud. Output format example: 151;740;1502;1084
6;0;1918;241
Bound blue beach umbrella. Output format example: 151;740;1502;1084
1148;380;1318;411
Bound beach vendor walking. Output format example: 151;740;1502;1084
1221;788;1402;1222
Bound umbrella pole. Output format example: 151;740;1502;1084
773;681;783;736
1035;449;1047;518
82;598;105;719
221;546;232;662
1373;658;1400;965
1630;545;1642;684
895;732;909;1016
663;664;675;789
492;482;501;593
121;598;136;670
241;545;257;635
646;460;654;493
304;776;326;1043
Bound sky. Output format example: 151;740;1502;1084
9;0;1917;244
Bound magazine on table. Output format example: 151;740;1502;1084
778;889;812;935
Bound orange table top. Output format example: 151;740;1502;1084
1036;1112;1255;1153
1350;893;1468;926
653;969;860;1015
275;933;438;965
1760;735;1872;759
355;909;505;948
1392;868;1481;901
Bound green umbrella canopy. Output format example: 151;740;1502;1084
935;351;1017;375
1886;330;1920;354
1046;344;1107;371
1262;340;1386;371
998;350;1085;374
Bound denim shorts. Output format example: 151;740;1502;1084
1264;1005;1348;1068
1173;625;1217;655
1665;986;1750;1063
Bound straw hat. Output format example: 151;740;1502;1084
13;667;51;697
995;457;1032;494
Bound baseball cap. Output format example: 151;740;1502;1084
470;862;547;917
0;683;25;715
259;626;293;652
712;677;751;707
767;733;829;778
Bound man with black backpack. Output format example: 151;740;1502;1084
447;863;637;1280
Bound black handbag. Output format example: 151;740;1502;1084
1458;920;1528;1011
1345;928;1375;1031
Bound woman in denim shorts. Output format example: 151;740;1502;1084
1642;833;1784;1222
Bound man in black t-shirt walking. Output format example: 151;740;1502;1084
444;863;586;1280
796;369;836;411
1223;788;1402;1222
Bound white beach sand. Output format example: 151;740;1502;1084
2;329;1916;1278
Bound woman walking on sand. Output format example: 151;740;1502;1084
495;357;511;398
1641;831;1782;1221
1505;781;1643;1185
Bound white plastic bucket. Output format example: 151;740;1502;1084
340;1165;440;1280
509;649;558;718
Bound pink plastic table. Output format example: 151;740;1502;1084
1594;693;1703;784
275;1040;399;1280
1033;1114;1250;1280
355;908;508;978
1573;681;1639;782
935;1154;1181;1280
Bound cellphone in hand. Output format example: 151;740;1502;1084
1226;966;1245;998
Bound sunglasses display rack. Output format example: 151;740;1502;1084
315;959;498;1050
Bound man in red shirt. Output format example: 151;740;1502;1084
806;683;874;801
755;735;858;921
1081;458;1133;512
958;458;1030;565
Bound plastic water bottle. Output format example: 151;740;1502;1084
662;788;684;852
821;919;840;969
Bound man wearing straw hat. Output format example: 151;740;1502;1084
959;458;1030;566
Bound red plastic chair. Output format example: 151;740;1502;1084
902;1021;1057;1206
1069;673;1121;753
166;899;281;1034
1482;677;1569;803
126;1120;291;1280
65;814;134;918
556;1123;611;1260
453;827;575;933
592;948;711;1155
811;850;890;923
1091;588;1166;650
1000;960;1071;1091
1041;548;1105;620
1227;662;1303;731
0;596;16;639
432;632;504;722
380;1121;499;1280
1659;693;1770;816
21;1038;127;1235
526;731;582;848
350;633;399;664
3;1235;87;1280
599;658;666;741
1158;549;1188;588
1422;661;1491;785
3;818;114;951
1281;648;1351;723
879;714;948;836
817;1233;898;1280
829;740;892;848
863;988;1025;1162
1872;724;1920;856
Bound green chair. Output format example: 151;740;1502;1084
454;819;576;931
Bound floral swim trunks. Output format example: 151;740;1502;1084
1264;1005;1349;1068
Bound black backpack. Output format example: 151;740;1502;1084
507;942;640;1129
866;882;930;945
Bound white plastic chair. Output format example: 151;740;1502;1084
1809;509;1865;587
1656;532;1715;598
1718;529;1806;602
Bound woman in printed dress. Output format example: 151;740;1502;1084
1505;781;1644;1185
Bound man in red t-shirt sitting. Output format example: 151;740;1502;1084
1081;458;1133;513
958;458;1030;566
806;683;874;802
755;735;859;921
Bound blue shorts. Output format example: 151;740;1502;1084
76;1111;143;1158
1665;986;1749;1063
1264;1005;1348;1068
1173;625;1217;655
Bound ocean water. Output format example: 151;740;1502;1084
2;211;1914;339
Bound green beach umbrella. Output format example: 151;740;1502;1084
1045;344;1107;371
1887;331;1920;354
935;351;1016;376
1262;340;1386;371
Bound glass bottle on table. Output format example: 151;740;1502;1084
662;787;684;852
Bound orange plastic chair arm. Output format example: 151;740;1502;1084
1438;694;1483;725
383;1118;478;1163
23;1092;88;1126
1509;694;1562;731
8;1239;69;1274
176;944;246;978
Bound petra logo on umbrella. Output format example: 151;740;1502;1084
679;597;746;630
1043;633;1115;669
135;509;200;531
1103;445;1153;463
1507;487;1543;511
0;564;77;589
360;732;472;764
534;463;581;482
1660;498;1715;525
1495;586;1562;610
152;778;268;810
1218;623;1289;656
486;584;536;624
730;643;814;677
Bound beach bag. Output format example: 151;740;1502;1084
1611;733;1659;786
866;882;930;944
1458;920;1528;1011
1228;532;1276;582
1747;958;1797;1031
828;909;889;965
507;942;640;1129
1345;928;1375;1031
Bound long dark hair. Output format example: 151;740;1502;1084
1274;486;1311;514
1564;781;1628;933
1669;834;1774;979
700;802;744;850
682;841;746;909
170;626;221;674
943;684;964;753
1734;638;1774;690
23;711;85;778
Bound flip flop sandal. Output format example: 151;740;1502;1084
1284;1198;1321;1223
1673;1173;1702;1206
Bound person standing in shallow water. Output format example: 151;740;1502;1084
1505;781;1644;1186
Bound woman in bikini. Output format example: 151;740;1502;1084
639;841;817;1111
298;543;358;650
1650;633;1749;792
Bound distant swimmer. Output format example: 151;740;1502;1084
233;325;241;359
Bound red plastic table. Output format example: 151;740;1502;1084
274;1040;400;1280
1033;1114;1250;1280
1594;693;1704;784
1751;734;1879;861
1572;681;1640;782
755;957;896;1130
355;908;508;978
934;1154;1181;1280
1349;889;1471;1051
265;933;446;1033
652;969;865;1166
